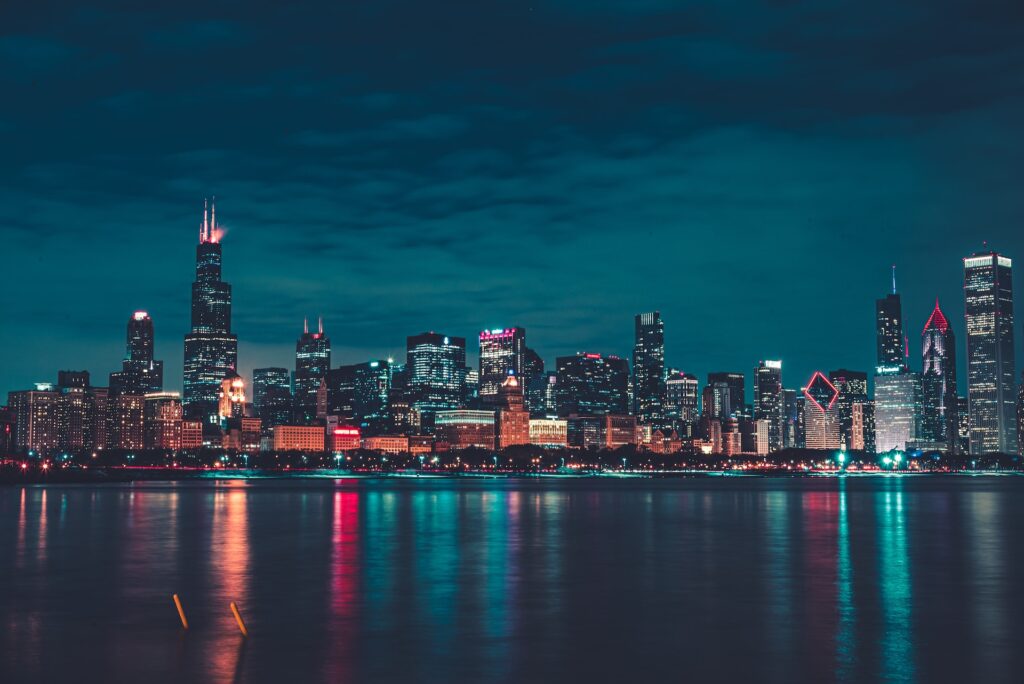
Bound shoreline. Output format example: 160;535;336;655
2;466;1022;485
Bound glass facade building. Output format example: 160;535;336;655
921;300;959;449
963;252;1017;454
874;365;922;452
183;200;238;424
407;332;467;417
555;353;629;417
294;319;331;424
876;292;905;367
632;311;665;424
478;327;526;403
753;360;783;452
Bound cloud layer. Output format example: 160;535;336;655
2;1;1023;395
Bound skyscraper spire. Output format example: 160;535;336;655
891;264;897;295
318;316;323;335
304;317;309;334
203;198;209;243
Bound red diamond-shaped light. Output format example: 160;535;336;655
804;371;839;413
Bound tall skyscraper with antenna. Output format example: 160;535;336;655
294;317;331;424
874;266;922;452
876;265;906;368
183;199;238;427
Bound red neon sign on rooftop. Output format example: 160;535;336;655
803;371;839;413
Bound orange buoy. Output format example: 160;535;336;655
172;594;188;630
230;601;248;637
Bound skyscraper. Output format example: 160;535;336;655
109;311;164;395
294;318;331;424
664;372;699;429
754;360;783;452
829;369;868;450
56;371;96;452
802;371;840;450
478;327;526;403
964;251;1018;454
527;371;558;417
921;299;959;449
632;312;665;424
253;368;292;432
874;272;921;453
706;372;746;418
555;353;629;417
407;332;467;418
876;266;905;367
183;199;238;425
8;386;59;455
874;365;922;452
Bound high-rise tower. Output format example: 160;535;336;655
921;299;959;449
754;360;783;452
478;327;526;403
964;251;1017;454
183;199;238;425
632;312;665;424
407;332;467;417
294;317;331;424
876;266;906;368
109;311;163;395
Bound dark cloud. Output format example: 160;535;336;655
2;0;1024;396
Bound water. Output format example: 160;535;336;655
1;476;1022;683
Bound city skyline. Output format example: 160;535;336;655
4;205;1021;458
0;208;1019;404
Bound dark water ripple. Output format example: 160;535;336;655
1;476;1022;683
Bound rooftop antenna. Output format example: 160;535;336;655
891;264;897;295
318;316;323;335
304;317;308;335
203;198;209;242
211;196;216;233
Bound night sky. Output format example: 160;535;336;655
3;1;1023;398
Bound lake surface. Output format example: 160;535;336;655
1;476;1023;683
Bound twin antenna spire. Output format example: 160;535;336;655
200;196;219;243
303;316;324;335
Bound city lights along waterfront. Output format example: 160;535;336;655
2;200;1023;476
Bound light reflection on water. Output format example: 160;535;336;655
1;477;1023;683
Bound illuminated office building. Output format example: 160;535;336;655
753;360;783;452
407;332;466;417
632;312;665;424
294;318;330;424
183;199;238;425
921;299;959;449
829;369;868;450
963;251;1018;454
253;368;292;432
555;353;629;417
478;327;526;403
110;311;164;396
874;365;922;452
802;371;840;450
